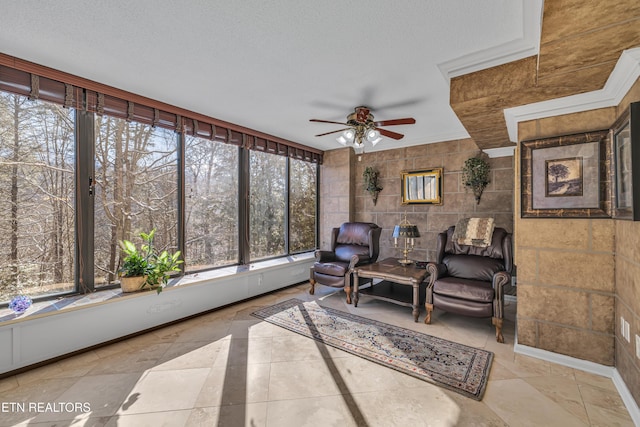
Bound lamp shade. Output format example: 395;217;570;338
366;129;382;146
336;129;356;145
392;224;420;238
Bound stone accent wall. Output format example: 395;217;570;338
350;138;514;262
515;107;618;365
616;220;640;403
318;148;356;249
614;78;640;404
514;77;640;406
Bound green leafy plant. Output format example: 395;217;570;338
119;240;151;277
363;166;383;205
462;157;491;204
119;229;183;294
146;249;183;292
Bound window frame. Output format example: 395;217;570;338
0;56;321;303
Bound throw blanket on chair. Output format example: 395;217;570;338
452;217;495;247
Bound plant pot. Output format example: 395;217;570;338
370;190;380;206
120;275;148;293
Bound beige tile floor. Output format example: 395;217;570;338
0;282;635;427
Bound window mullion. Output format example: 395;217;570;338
239;147;250;264
75;108;95;293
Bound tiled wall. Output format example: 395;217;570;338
616;220;640;403
514;216;616;364
515;79;640;407
614;80;640;404
318;148;356;249
319;138;514;263
515;106;620;367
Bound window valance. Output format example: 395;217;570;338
0;54;323;163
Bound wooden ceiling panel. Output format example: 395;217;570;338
450;57;537;104
537;61;615;94
450;0;640;149
467;129;512;149
541;0;640;44
538;18;640;78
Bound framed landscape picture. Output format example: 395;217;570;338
545;157;583;197
611;101;640;220
521;130;611;218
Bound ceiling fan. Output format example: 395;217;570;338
310;106;416;153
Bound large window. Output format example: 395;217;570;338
94;116;178;287
0;61;320;303
250;150;286;260
289;158;317;253
0;93;75;301
184;135;239;271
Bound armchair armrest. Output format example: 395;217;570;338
492;270;511;320
426;262;448;286
492;271;511;290
348;254;360;271
314;250;337;263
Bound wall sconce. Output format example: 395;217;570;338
392;214;420;265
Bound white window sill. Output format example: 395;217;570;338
0;253;314;325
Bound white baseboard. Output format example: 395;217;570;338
514;341;640;426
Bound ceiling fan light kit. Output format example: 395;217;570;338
311;106;415;154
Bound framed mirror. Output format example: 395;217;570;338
612;101;640;220
401;168;443;205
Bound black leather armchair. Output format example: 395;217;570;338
425;225;513;342
310;222;382;304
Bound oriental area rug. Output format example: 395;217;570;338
252;298;493;400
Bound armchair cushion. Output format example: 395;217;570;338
335;222;377;247
443;254;505;282
443;227;509;261
313;261;349;277
434;277;494;303
335;245;371;264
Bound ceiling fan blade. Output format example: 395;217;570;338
378;128;405;140
372;97;425;111
374;118;416;127
314;128;350;137
310;119;349;126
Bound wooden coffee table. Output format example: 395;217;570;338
353;257;429;322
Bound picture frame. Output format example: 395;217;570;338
401;168;443;205
521;130;611;218
611;101;640;220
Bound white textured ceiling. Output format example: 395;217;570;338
0;0;541;152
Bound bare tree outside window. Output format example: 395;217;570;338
184;135;239;270
93;116;178;287
0;93;75;301
250;151;286;260
289;158;316;252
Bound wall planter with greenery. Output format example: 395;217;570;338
363;166;383;205
462;156;491;204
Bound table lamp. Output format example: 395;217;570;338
393;214;420;265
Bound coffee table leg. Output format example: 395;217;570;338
353;273;359;307
412;282;419;322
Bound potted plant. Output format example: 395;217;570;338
119;229;183;294
462;156;491;204
363;166;383;205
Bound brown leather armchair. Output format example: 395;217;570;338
425;225;513;342
310;222;382;304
